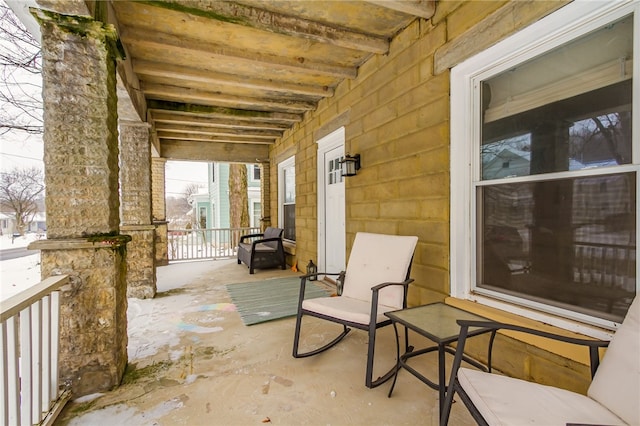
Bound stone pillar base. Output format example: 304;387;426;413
121;225;156;299
30;236;130;397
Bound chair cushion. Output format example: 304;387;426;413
342;233;418;309
302;296;396;325
252;242;278;252
458;368;626;426
588;297;639;425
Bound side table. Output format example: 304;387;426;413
385;302;496;418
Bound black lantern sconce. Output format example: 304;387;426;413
340;153;361;177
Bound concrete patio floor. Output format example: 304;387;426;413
55;259;476;425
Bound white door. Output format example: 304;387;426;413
317;128;346;274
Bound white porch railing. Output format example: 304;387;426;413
1;275;71;426
168;227;260;261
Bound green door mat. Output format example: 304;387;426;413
226;276;331;326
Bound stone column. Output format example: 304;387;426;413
259;162;271;229
29;9;128;397
119;120;156;299
152;157;169;265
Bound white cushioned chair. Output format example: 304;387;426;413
292;232;418;388
440;296;639;426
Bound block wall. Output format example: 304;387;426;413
268;0;592;392
271;0;564;304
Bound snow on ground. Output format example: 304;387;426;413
0;232;41;250
1;232;241;422
0;233;42;301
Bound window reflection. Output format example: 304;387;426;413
478;173;636;322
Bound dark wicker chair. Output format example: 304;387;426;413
237;227;286;274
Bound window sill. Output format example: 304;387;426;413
445;297;611;366
283;240;296;256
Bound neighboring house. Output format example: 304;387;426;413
189;163;261;229
0;211;46;235
0;212;13;235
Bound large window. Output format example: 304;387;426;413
278;156;296;241
451;2;638;331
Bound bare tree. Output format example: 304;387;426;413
0;1;43;136
0;166;44;234
165;195;191;228
182;182;202;199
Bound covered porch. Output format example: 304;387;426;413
55;259;475;425
3;0;636;423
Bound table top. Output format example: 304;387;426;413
385;302;490;344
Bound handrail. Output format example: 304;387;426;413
0;275;69;321
1;274;70;426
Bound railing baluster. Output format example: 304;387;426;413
42;295;52;414
31;300;43;422
19;307;33;426
5;317;19;425
50;291;61;401
1;321;10;425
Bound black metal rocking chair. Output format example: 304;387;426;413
292;232;418;388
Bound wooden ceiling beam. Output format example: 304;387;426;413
142;83;316;113
155;124;281;138
120;27;357;79
157;0;389;54
133;60;333;99
366;0;436;20
158;132;275;145
149;112;290;131
146;101;303;123
161;139;270;163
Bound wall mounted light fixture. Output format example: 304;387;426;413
340;153;361;177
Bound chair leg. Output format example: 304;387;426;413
292;309;303;357
293;313;350;358
365;326;396;388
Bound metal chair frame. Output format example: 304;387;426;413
440;320;611;426
292;267;414;389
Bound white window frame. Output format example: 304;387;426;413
451;0;639;337
250;164;261;182
278;156;295;241
250;200;261;228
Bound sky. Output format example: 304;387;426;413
0;136;209;199
0;0;208;201
164;160;209;197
